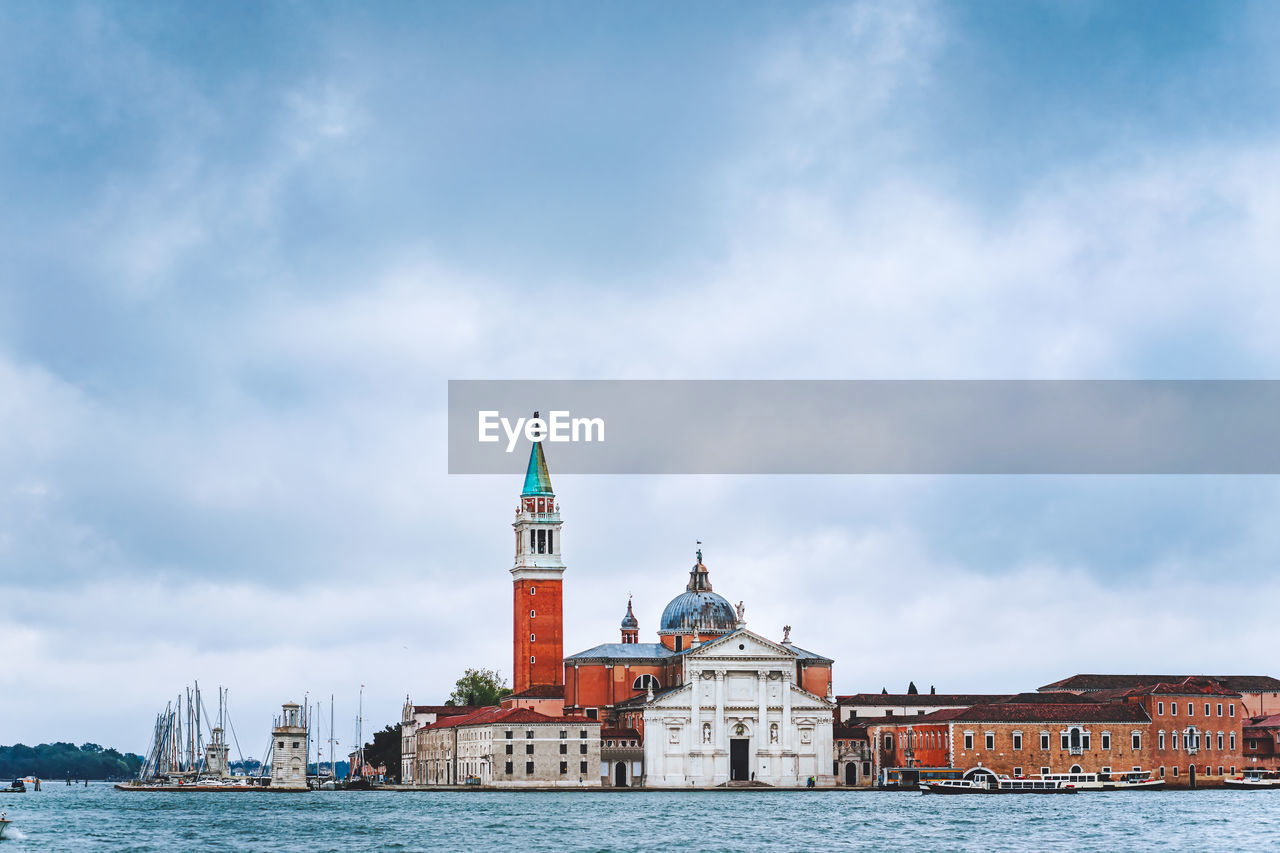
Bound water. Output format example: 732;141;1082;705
2;783;1279;851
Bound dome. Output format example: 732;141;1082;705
659;589;736;633
621;597;639;630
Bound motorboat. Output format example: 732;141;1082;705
923;775;1077;794
1224;769;1280;789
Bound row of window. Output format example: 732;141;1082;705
949;729;1142;752
503;742;589;755
504;729;590;738
503;760;588;775
1155;701;1235;718
1156;730;1236;751
1161;765;1234;778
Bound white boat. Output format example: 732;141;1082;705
1032;770;1164;791
1224;769;1280;789
923;775;1076;794
0;813;11;839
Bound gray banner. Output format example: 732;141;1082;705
447;380;1280;474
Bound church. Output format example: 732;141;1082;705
504;436;838;787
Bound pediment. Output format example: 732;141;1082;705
687;629;796;661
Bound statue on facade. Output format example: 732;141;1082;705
781;625;791;644
735;601;745;621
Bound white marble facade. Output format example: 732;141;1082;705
641;630;835;787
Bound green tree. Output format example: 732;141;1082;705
446;668;511;707
361;725;401;782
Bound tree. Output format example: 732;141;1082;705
907;681;918;695
362;725;401;783
447;668;511;707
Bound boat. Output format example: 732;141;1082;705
0;813;11;839
2;780;24;794
114;778;266;792
1031;770;1164;791
1224;769;1280;789
923;775;1077;794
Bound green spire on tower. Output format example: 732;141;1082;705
521;411;554;496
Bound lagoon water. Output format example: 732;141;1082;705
3;783;1279;851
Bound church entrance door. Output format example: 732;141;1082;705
615;762;627;787
844;763;857;786
730;738;750;781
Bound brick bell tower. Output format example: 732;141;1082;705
511;415;565;695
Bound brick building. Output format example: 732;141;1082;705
1111;680;1246;786
1243;713;1280;768
1040;674;1280;717
399;699;484;783
837;693;1011;723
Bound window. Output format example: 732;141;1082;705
525;761;534;775
675;637;683;651
559;743;567;754
530;633;536;642
505;761;512;774
1229;704;1235;718
580;743;588;754
505;744;513;755
277;741;284;749
292;742;299;749
964;732;974;751
586;709;598;720
580;729;588;738
580;761;588;773
1173;766;1178;778
1216;703;1223;717
559;730;567;739
985;733;995;751
1040;732;1050;750
1157;702;1164;716
1159;731;1165;750
633;674;661;691
1159;766;1165;778
506;730;513;739
1230;733;1236;750
1061;732;1070;750
1100;732;1111;750
1013;767;1023;777
1188;704;1194;718
1231;766;1236;775
530;586;536;595
1204;703;1210;716
527;730;534;738
1012;732;1023;751
526;744;534;755
1040;766;1050;776
884;735;893;749
1218;766;1224;776
1132;732;1141;750
1217;733;1223;751
530;656;535;664
1171;703;1178;716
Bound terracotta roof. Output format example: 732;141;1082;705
425;706;599;730
838;693;1011;707
505;685;566;699
1115;679;1240;698
602;728;642;740
951;702;1151;724
1244;714;1280;730
413;705;486;716
1039;674;1280;693
1001;692;1097;704
833;724;869;740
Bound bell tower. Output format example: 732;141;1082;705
511;417;565;695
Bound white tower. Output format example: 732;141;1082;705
270;702;309;790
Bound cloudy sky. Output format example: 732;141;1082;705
5;0;1280;754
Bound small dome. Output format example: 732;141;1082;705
621;597;639;630
659;590;736;633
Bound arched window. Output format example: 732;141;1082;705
633;674;661;691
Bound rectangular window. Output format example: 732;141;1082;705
985;733;994;751
1230;733;1236;750
526;730;534;738
559;730;567;739
1159;731;1165;750
1101;733;1111;750
1231;766;1236;774
884;735;892;749
580;761;588;773
559;761;567;774
581;729;588;738
526;761;534;775
1157;702;1164;716
559;743;567;754
1218;766;1224;776
1173;766;1179;778
1040;733;1050;750
1040;766;1050;775
580;743;588;754
526;744;534;755
1216;703;1223;717
1172;703;1178;716
1082;733;1091;750
1012;733;1023;751
506;731;513;739
1061;732;1070;750
277;741;284;749
1229;704;1235;718
505;761;512;774
964;732;974;751
1188;704;1194;718
1132;732;1141;750
1218;733;1223;751
1013;767;1023;777
505;744;513;755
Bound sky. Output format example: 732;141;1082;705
4;0;1280;755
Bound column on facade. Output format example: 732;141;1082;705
757;671;768;750
691;669;702;752
782;671;792;751
714;670;726;751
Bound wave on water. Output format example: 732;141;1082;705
5;827;29;840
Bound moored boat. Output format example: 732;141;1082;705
1031;770;1164;791
922;775;1077;794
1224;769;1280;789
1;780;25;794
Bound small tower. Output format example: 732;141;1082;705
270;702;309;790
511;416;566;695
204;727;230;778
620;596;639;644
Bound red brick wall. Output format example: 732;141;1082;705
512;578;563;694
